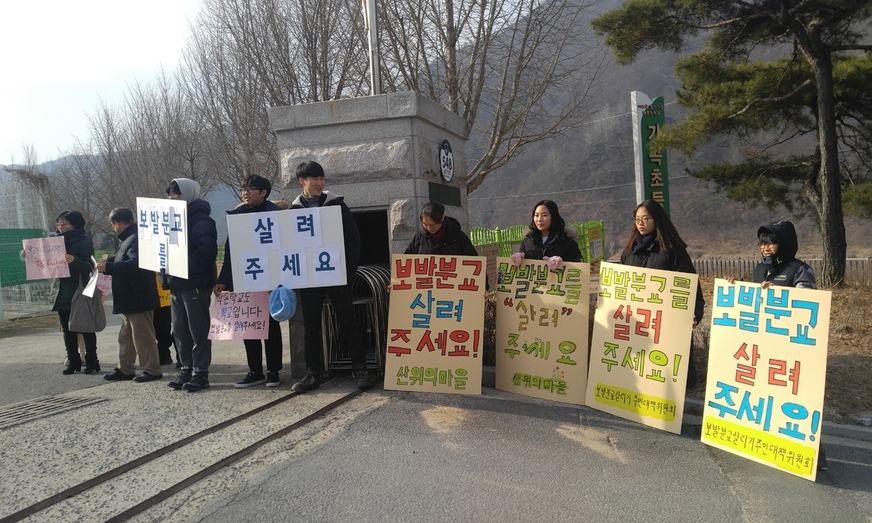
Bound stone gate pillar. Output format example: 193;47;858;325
269;92;470;376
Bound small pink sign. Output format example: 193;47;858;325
23;237;70;280
208;291;269;340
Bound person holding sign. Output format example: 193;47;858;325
96;208;162;382
510;200;583;268
404;202;478;256
753;220;816;289
289;161;373;392
620;199;704;387
51;211;100;375
215;175;285;388
165;178;218;392
752;220;827;471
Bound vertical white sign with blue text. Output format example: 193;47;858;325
136;197;189;279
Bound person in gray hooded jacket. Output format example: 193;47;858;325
164;178;218;392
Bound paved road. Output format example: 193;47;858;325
1;318;870;522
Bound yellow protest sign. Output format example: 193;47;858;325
585;262;698;433
701;279;831;481
383;254;486;395
495;258;590;405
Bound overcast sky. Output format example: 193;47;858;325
0;0;202;165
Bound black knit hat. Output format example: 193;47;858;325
242;175;272;198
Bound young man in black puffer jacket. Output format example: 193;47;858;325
289;161;373;392
214;175;285;389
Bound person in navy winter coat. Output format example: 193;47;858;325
165;178;218;392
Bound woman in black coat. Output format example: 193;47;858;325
511;200;582;269
620;199;704;386
404;202;478;256
51;211;99;374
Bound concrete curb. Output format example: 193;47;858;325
481;366;872;443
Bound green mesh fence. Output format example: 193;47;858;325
470;220;605;262
0;229;46;287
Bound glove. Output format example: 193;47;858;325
510;252;524;267
546;256;564;270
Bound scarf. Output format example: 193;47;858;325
632;233;658;255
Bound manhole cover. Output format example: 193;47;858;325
0;395;108;430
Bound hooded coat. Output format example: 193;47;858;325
216;199;280;291
519;227;583;262
52;227;94;311
167;178;218;291
104;224;159;314
290;191;361;275
404;216;478;256
752;220;816;289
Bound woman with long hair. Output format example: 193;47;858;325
620;199;704;386
511;200;582;269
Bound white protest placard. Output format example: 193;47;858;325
23;236;69;280
136;197;188;279
226;207;346;292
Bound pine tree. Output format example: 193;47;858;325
593;0;872;286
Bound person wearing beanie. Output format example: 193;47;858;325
51;210;100;375
214;175;285;388
164;178;218;392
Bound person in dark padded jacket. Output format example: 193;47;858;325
289;161;373;393
752;220;815;289
404;202;478;256
214;174;285;389
165;178;218;393
620;199;704;388
97;207;162;382
511;200;582;270
52;210;99;375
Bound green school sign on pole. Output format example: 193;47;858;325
631;91;670;214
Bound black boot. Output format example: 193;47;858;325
183;371;210;392
63;351;82;375
83;350;100;375
168;368;193;390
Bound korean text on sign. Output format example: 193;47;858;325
494;258;591;405
23;236;70;280
701;280;831;481
226;207;346;292
586;262;698;434
136;197;188;279
384;255;486;395
208;291;270;341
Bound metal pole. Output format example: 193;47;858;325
363;0;381;95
